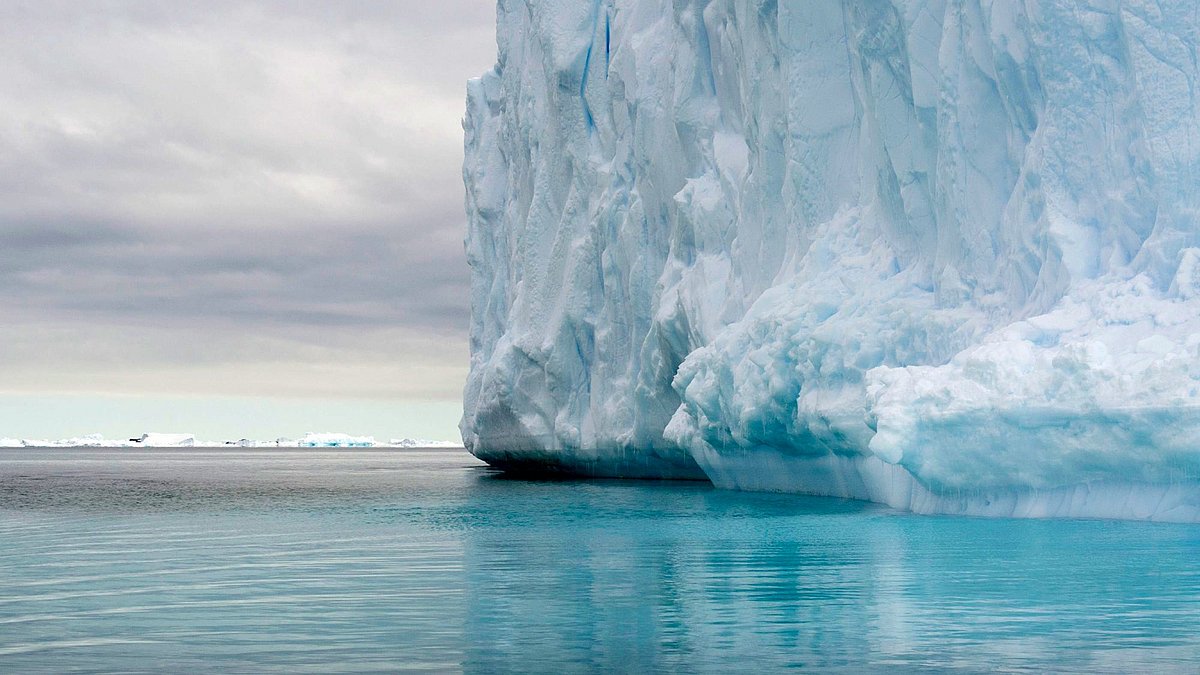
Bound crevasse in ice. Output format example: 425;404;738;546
461;0;1200;521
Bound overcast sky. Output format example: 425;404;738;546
0;1;498;441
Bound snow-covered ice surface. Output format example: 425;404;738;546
462;0;1200;520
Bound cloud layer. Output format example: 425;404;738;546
0;1;497;403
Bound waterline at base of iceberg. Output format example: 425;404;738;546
471;444;707;480
472;447;1200;523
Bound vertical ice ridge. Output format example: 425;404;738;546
463;0;1200;519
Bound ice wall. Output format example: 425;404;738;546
462;0;1200;520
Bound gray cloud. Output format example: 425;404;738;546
0;0;497;402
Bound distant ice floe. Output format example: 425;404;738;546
390;438;464;448
138;433;196;447
297;432;375;448
3;432;463;449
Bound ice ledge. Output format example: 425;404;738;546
693;448;1200;523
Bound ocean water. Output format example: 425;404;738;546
1;448;1199;673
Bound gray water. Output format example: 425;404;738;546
1;447;1199;673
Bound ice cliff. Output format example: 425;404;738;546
462;0;1200;521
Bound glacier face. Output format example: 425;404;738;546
462;0;1200;520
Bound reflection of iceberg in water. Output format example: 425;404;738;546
455;476;1200;672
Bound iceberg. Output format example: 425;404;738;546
389;438;465;448
0;433;439;449
137;433;196;447
462;0;1200;520
48;433;129;448
1;433;188;448
297;432;376;448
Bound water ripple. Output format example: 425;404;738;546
1;448;1199;672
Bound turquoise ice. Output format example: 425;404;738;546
462;1;1200;520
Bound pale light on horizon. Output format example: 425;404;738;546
0;394;464;444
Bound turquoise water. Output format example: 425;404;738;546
1;448;1199;673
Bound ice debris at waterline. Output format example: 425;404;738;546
460;0;1200;521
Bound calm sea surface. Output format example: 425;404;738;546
1;447;1199;673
